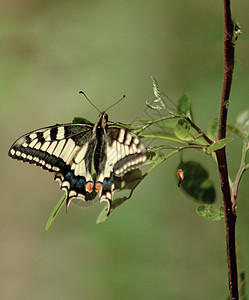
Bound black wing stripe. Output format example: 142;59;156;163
9;145;67;172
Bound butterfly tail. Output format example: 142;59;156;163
98;177;115;216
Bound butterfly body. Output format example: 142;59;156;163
9;112;147;214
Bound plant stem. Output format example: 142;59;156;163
231;142;248;212
215;0;238;299
186;117;213;145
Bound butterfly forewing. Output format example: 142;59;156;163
9;124;93;170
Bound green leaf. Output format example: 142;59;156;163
236;109;249;137
145;150;158;164
207;119;243;140
146;77;168;111
199;180;216;204
237;109;249;128
72;117;93;124
145;148;169;165
226;124;243;138
239;271;248;300
177;93;193;120
196;205;223;221
151;76;161;99
206;138;233;153
174;118;194;141
177;161;216;204
206;118;218;141
233;22;242;43
96;205;110;224
96;196;128;224
45;193;66;231
96;169;144;223
114;169;143;191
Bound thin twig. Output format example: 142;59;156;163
231;142;248;212
186;117;213;145
215;0;238;299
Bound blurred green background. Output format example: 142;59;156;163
1;0;249;299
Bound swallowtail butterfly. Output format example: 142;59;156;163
8;104;147;215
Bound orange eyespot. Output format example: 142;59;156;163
95;182;103;192
86;182;94;192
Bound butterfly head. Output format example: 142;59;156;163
100;112;108;123
96;112;109;129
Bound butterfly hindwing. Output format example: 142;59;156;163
55;138;99;207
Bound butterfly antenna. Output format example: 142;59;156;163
79;91;101;113
105;94;126;112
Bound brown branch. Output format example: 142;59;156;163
186;117;213;145
215;1;238;299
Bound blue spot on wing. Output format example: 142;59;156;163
64;171;97;201
65;171;86;194
77;178;86;189
102;178;112;190
65;172;73;180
